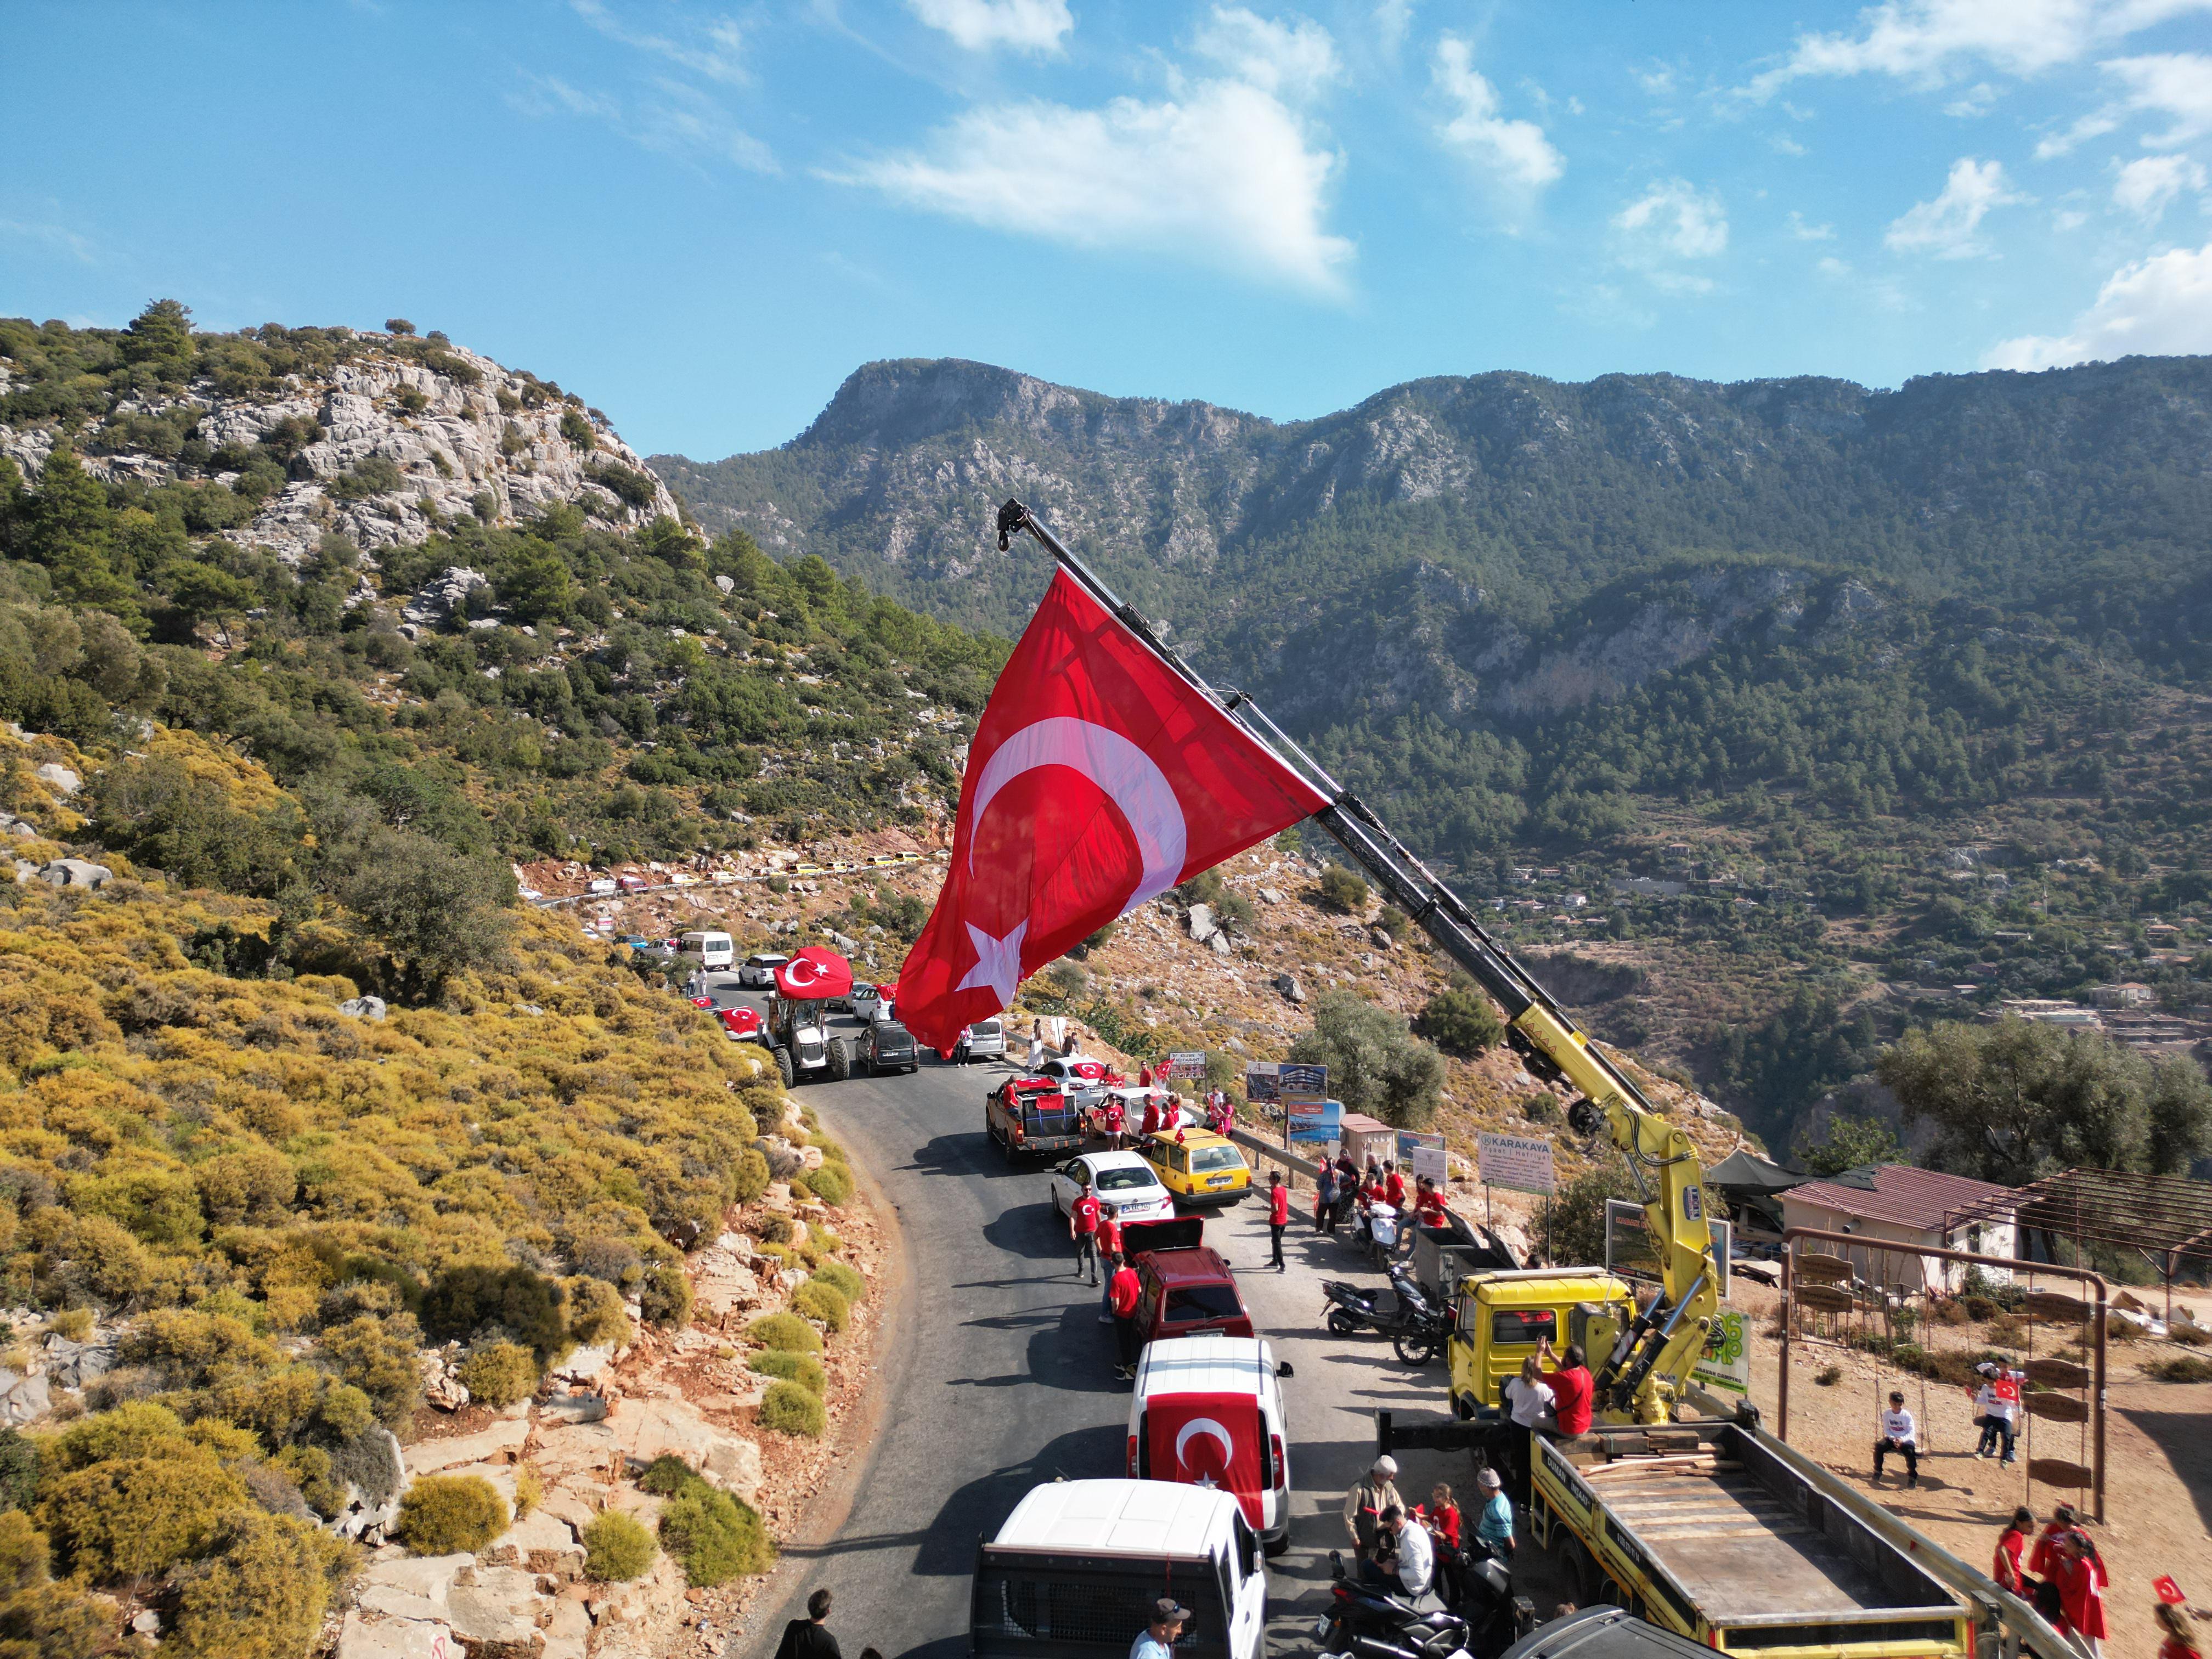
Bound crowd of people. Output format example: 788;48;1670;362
1311;1151;1449;1243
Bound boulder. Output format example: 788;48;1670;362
0;1370;50;1426
1274;974;1306;1005
552;1344;613;1383
538;1389;608;1425
488;1507;584;1579
36;858;110;890
336;1610;458;1659
1370;928;1395;950
1187;903;1218;943
33;763;80;796
1206;931;1232;956
606;1397;764;1505
42;1333;116;1389
402;1416;529;1475
354;1551;473;1622
531;1419;622;1481
445;1564;549;1648
541;1594;592;1659
1258;887;1285;904
338;995;389;1022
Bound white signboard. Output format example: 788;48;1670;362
1476;1132;1556;1196
1696;1306;1751;1396
1166;1051;1206;1082
1411;1144;1450;1185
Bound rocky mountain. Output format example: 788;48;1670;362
1;304;680;576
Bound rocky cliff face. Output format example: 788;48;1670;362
1;331;680;569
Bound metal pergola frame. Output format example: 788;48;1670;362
1943;1166;2212;1325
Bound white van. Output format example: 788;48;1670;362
678;931;733;970
970;1479;1267;1658
1127;1335;1293;1555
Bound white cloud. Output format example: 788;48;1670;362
510;72;775;171
1743;0;2212;98
909;0;1072;53
1193;8;1340;100
1637;64;1677;95
1944;81;1998;115
1986;239;2212;365
835;81;1353;297
2113;153;2207;219
1432;36;1565;194
1771;133;1809;156
571;0;750;84
1373;0;1414;52
1615;178;1729;261
0;217;98;264
1818;255;1853;276
1788;210;1836;239
1884;156;2027;255
2037;52;2212;155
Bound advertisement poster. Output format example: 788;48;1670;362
1695;1306;1751;1395
1476;1132;1556;1196
1244;1062;1280;1102
1166;1051;1206;1082
1397;1130;1447;1186
1279;1063;1334;1144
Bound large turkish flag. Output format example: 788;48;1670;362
896;571;1327;1053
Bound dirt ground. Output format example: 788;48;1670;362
1730;1278;2212;1659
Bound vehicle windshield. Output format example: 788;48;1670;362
853;983;876;997
1164;1285;1243;1322
1190;1147;1243;1172
972;1020;1001;1036
1093;1167;1159;1193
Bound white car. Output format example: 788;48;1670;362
1102;1085;1202;1132
848;983;882;1019
1048;1150;1177;1226
737;952;789;988
1034;1054;1113;1108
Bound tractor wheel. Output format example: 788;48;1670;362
774;1046;794;1088
828;1040;851;1082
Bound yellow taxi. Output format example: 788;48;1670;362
1138;1129;1251;1209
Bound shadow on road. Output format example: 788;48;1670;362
902;1132;1030;1182
982;1205;1071;1261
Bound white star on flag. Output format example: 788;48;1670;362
955;921;1027;1007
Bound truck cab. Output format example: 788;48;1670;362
971;1479;1268;1658
1448;1268;1635;1420
766;993;840;1087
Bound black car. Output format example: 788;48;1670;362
859;1019;919;1076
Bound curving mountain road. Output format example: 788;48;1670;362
727;1000;1515;1659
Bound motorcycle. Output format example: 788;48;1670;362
1312;1548;1536;1659
1367;1202;1402;1271
1321;1267;1452;1365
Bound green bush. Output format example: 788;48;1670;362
809;1261;865;1304
394;1474;507;1555
0;1511;111;1656
804;1161;851;1206
581;1510;656;1581
733;1149;771;1206
789;1281;849;1333
758;1380;826;1438
39;1451;249;1581
422;1265;569;1359
658;1477;775;1584
640;1261;693;1330
514;1462;543;1518
457;1341;539;1408
565;1276;634;1347
1412;988;1504;1057
275;1444;346;1517
636;1454;695;1496
746;1312;820;1355
0;1429;36;1511
748;1350;825;1396
168;1509;349;1659
319;1313;426;1427
1318;864;1369;913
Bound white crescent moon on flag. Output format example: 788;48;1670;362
1175;1417;1234;1472
968;717;1188;916
783;958;820;988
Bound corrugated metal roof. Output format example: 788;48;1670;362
1783;1164;2018;1232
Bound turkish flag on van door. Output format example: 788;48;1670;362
895;569;1327;1053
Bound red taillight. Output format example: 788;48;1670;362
1127;1435;1139;1477
1269;1434;1284;1478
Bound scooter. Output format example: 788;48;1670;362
1313;1551;1475;1659
1321;1268;1452;1364
1367;1203;1402;1271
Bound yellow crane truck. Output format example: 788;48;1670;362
994;497;2078;1659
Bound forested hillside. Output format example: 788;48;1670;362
661;356;2212;1150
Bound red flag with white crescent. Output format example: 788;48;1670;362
896;570;1327;1053
774;946;854;1001
1144;1391;1266;1526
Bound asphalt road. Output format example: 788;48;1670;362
725;997;1526;1658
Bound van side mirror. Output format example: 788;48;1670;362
1277;1361;1294;1378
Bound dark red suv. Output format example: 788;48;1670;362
1124;1217;1253;1344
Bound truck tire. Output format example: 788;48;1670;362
828;1040;851;1082
774;1046;794;1088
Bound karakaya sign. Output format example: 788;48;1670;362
1476;1131;1556;1195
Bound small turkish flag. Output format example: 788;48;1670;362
774;946;854;1002
896;570;1327;1052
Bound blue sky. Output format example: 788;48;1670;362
5;1;2210;459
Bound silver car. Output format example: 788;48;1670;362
955;1018;1008;1064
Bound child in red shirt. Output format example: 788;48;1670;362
1993;1507;2033;1595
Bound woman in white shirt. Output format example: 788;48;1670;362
1496;1356;1556;1503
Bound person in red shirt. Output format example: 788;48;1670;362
1267;1172;1290;1271
1096;1204;1125;1323
1108;1253;1143;1378
1414;1178;1448;1229
1101;1095;1126;1150
1993;1506;2034;1596
1138;1063;1154;1087
2052;1532;2108;1658
1537;1337;1595;1437
2155;1602;2203;1659
2029;1506;2081;1580
1070;1177;1103;1288
1384;1161;1406;1208
1141;1096;1163;1139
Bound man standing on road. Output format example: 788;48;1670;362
1028;1023;1046;1071
774;1588;840;1659
1342;1455;1404;1570
1071;1174;1103;1286
1267;1171;1290;1269
1537;1338;1594;1438
1109;1252;1143;1378
1097;1204;1124;1321
1128;1598;1189;1659
1315;1159;1339;1234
